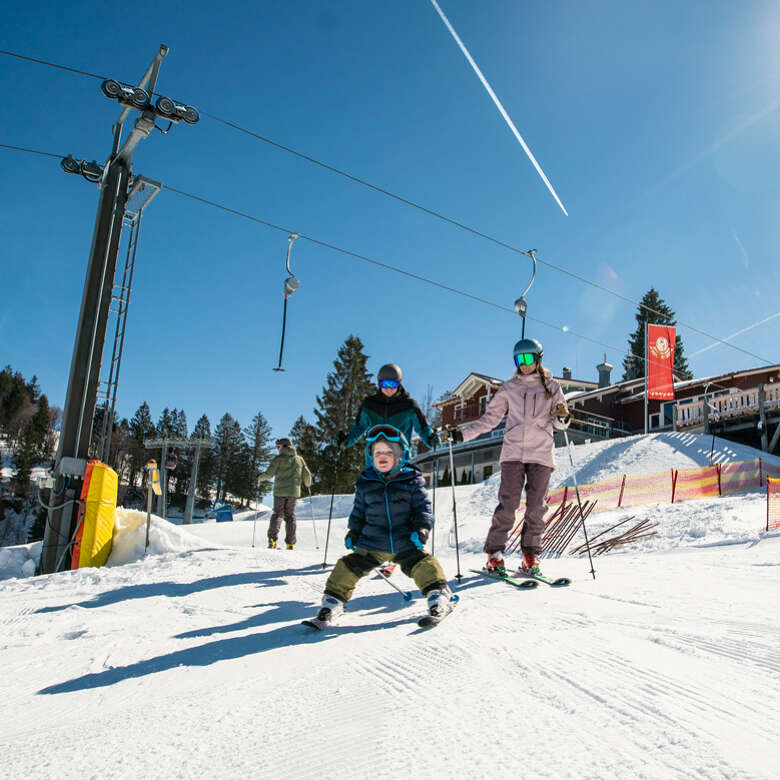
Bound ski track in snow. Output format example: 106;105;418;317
1;433;779;778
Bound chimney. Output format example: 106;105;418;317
596;353;613;388
562;366;572;380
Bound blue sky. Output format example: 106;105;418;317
2;0;779;440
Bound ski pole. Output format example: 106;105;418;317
431;446;438;555
563;428;596;579
307;485;320;549
251;483;261;548
375;565;413;601
322;444;342;569
446;436;463;582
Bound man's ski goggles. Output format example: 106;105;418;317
366;425;402;444
379;379;399;389
514;353;537;367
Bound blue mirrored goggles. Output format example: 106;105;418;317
366;425;402;444
514;352;537;367
379;379;399;389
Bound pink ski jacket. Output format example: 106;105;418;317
461;369;570;469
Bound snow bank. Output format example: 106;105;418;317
107;508;220;567
0;540;40;580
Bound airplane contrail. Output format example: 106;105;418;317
429;0;568;216
689;311;780;357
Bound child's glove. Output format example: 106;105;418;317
429;431;441;447
344;529;361;550
410;528;430;550
555;403;570;421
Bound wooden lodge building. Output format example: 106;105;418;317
413;360;780;486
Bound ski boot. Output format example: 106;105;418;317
426;586;456;618
286;543;294;550
267;539;277;549
519;551;542;576
485;550;506;576
316;595;344;623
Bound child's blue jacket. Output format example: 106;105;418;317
347;465;434;555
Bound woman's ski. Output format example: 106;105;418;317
470;568;539;589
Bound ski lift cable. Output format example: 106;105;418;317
160;185;681;365
1;140;774;368
0;46;771;359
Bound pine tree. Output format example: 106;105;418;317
290;416;320;491
244;411;274;499
622;288;692;381
128;402;155;488
214;413;244;502
12;425;37;495
157;407;174;437
30;395;53;462
192;414;214;505
313;335;376;494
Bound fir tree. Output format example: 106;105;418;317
313;335;376;494
214;413;245;502
192;414;214;505
157;407;175;437
290;416;320;491
128;402;155;488
244;411;274;498
622;288;692;381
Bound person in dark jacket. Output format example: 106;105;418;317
337;363;439;460
312;425;454;624
257;438;312;550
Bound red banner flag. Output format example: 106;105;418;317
647;324;676;400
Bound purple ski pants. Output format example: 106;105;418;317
483;461;553;556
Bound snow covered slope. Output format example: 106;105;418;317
1;434;778;778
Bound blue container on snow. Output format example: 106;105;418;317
215;503;234;522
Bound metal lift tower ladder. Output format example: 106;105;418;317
96;177;161;463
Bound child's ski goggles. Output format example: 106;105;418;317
379;379;399;389
514;353;537;367
366;425;403;443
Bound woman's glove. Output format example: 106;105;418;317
445;426;463;443
344;529;361;550
555;403;570;421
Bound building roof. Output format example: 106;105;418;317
434;372;503;406
567;364;780;405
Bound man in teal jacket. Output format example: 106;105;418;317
337;364;439;459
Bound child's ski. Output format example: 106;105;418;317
301;618;330;631
470;568;539;589
417;593;459;628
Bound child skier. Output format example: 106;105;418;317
337;363;439;457
313;424;454;625
448;338;570;576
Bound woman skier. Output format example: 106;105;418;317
312;424;454;625
337;363;439;457
448;338;570;576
